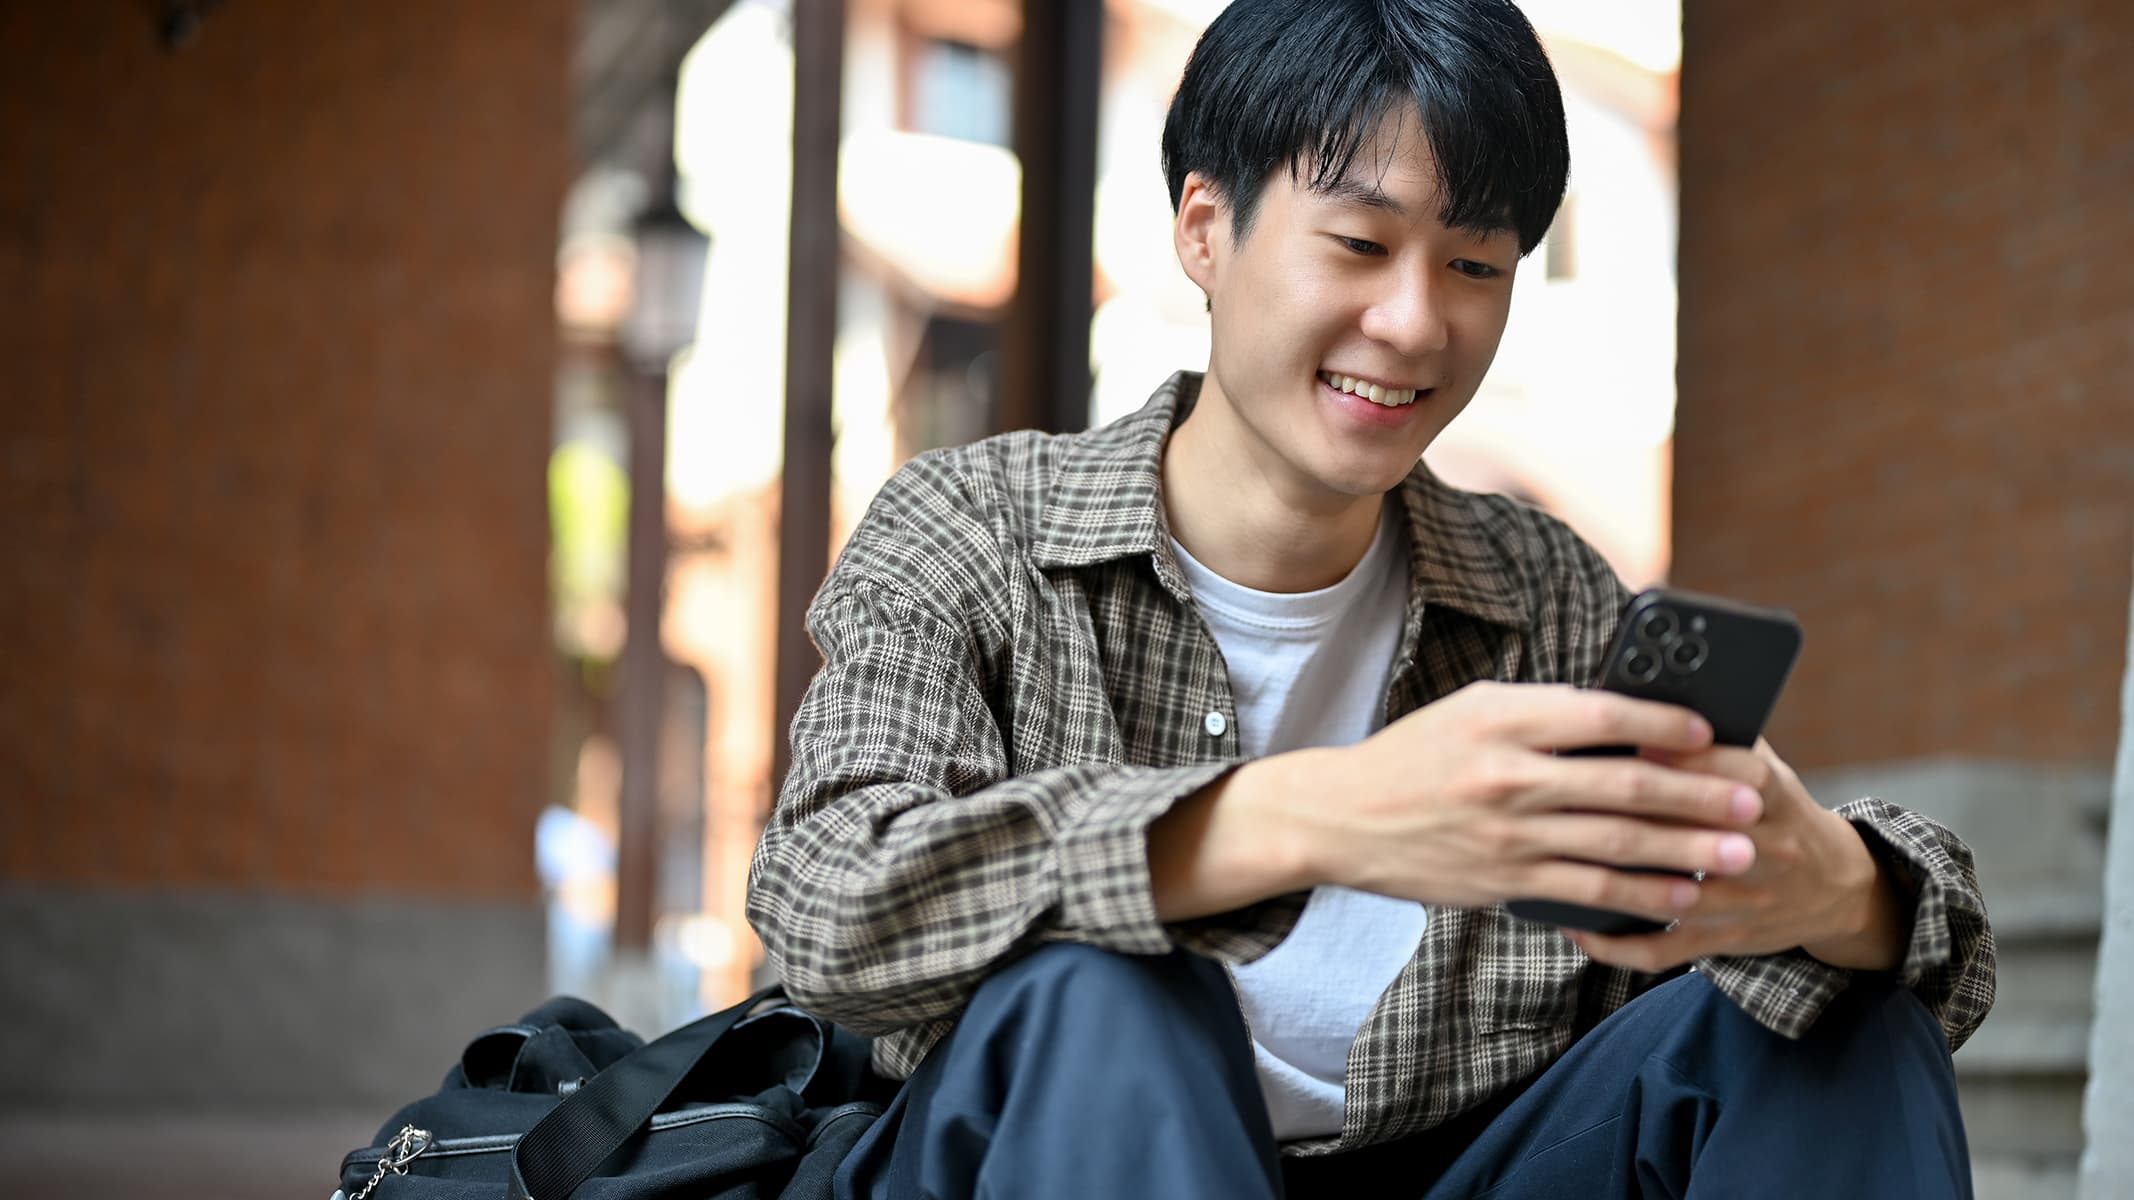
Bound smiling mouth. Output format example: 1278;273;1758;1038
1318;370;1428;408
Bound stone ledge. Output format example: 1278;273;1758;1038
1956;1016;2094;1076
0;885;543;1109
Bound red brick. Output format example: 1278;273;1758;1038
1677;0;2134;770
0;3;571;899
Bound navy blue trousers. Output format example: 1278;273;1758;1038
835;944;1970;1200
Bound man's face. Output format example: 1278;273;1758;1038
1173;118;1520;507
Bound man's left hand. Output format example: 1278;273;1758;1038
1567;739;1912;974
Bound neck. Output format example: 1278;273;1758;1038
1162;378;1387;594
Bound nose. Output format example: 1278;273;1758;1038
1359;268;1450;358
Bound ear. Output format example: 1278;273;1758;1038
1172;172;1227;297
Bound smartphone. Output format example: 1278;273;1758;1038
1505;587;1804;936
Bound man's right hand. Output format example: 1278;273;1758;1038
1149;682;1765;925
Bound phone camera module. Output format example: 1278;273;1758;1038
1622;646;1663;684
1637;607;1681;644
1665;634;1709;674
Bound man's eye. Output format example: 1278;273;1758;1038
1453;259;1502;279
1337;236;1386;256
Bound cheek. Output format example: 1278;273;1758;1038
1453;298;1515;369
1273;248;1351;311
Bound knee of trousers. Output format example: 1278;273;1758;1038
1805;978;1955;1069
955;944;1247;1067
968;943;1227;1018
1652;973;1954;1092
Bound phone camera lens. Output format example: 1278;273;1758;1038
1638;607;1680;643
1622;646;1663;683
1666;634;1709;673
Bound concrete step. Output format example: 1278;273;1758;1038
1951;926;2097;1167
1974;1154;2079;1200
0;1108;378;1200
1955;932;2097;1078
1958;1072;2089;1161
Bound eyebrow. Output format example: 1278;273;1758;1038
1311;170;1522;242
1314;175;1410;218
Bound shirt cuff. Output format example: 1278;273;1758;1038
1049;759;1247;956
1694;947;1851;1040
1834;796;1971;988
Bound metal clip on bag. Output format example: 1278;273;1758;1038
333;988;884;1200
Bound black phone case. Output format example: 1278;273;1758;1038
1505;588;1803;937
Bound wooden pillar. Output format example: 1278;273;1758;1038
996;0;1102;435
772;0;847;792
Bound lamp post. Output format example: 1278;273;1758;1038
613;180;708;968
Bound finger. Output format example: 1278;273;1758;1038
1665;875;1780;925
1522;814;1758;877
1517;860;1704;925
1531;756;1764;830
1567;925;1708;974
1488;685;1714;755
1630;747;1766;794
1757;741;1809;794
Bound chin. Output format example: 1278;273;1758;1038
1317;461;1420;499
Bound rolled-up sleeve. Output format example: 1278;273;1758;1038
747;577;1247;1035
1694;799;1995;1049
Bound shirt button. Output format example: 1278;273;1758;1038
1203;711;1229;737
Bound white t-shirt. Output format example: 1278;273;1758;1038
1170;502;1429;1143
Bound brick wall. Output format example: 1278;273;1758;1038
1676;0;2133;770
0;2;573;899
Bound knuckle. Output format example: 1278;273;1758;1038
1464;679;1510;709
1572;689;1615;729
1483;819;1527;859
1450;681;1505;730
1619;765;1657;807
1578;871;1619;908
1470;754;1525;803
1624;766;1683;815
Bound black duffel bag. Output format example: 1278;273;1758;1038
333;987;887;1200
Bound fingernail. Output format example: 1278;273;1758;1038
1717;834;1755;871
1670;881;1701;909
1688;716;1713;743
1730;787;1762;823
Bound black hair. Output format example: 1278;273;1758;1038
1161;0;1569;255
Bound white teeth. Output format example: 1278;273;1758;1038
1322;371;1421;407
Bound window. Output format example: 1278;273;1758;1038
910;39;1010;146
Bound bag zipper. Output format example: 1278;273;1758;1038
339;1101;812;1175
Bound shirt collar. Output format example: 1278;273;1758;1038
1030;370;1531;630
1027;371;1190;571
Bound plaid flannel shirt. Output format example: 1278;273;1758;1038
748;371;1996;1154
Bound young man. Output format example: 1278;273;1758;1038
750;1;1996;1196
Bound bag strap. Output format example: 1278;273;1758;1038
507;985;785;1200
